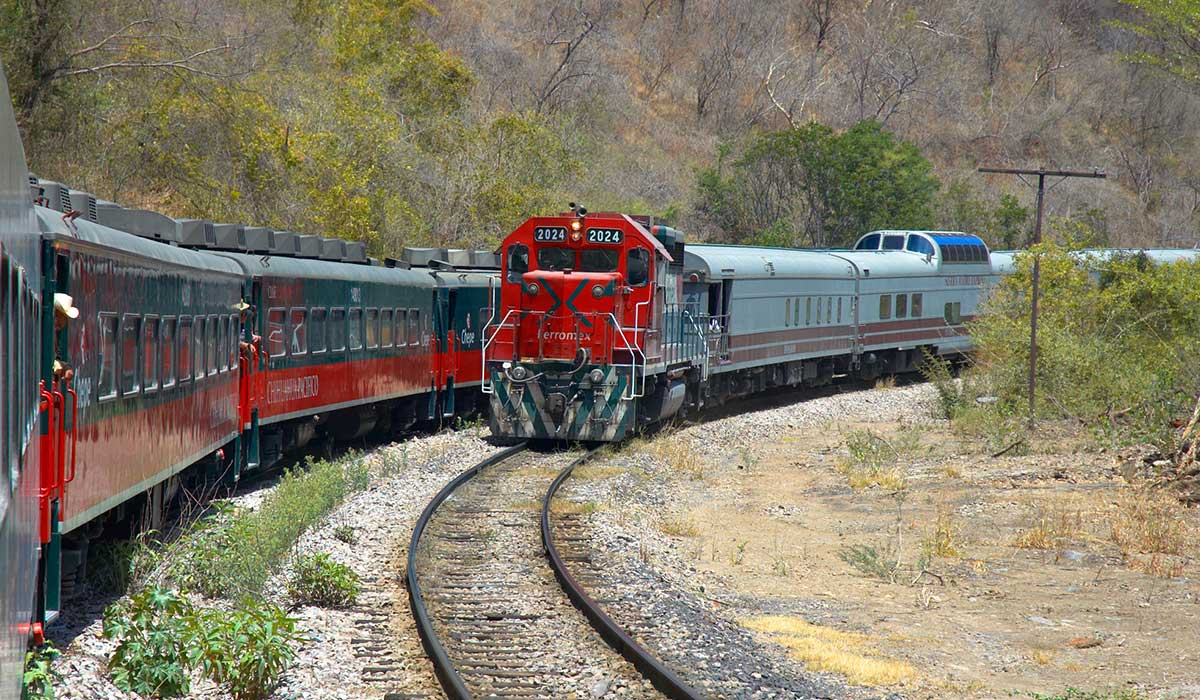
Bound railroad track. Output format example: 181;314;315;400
406;444;704;700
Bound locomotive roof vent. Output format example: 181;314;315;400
344;240;368;264
243;226;274;252
401;247;448;267
67;189;98;222
446;248;472;267
383;257;412;269
320;238;347;261
97;207;179;243
176;219;216;248
211;223;245;250
271;230;301;256
37;181;69;212
297;234;323;258
470;250;500;269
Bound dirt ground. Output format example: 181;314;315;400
652;413;1200;699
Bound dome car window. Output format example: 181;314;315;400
537;246;574;271
626;248;649;286
506;244;529;283
906;236;934;256
882;235;904;250
580;249;618;272
856;233;881;250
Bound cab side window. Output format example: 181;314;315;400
506;244;529;283
626;248;649;287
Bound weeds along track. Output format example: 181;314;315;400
407;445;703;700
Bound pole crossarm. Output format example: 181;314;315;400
978;166;1106;179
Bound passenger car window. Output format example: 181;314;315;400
194;317;206;379
912;294;923;317
506;243;529;283
395;309;407;346
785;298;791;327
161;318;176;388
626;248;649;286
381;308;393;347
267;308;286;358
99;314;118;399
879;294;892;320
178;318;193;382
121;314;140;395
906;236;934;256
348;308;363;350
207;317;218;376
142;317;159;391
290;308;307;355
895;294;907;319
883;235;904;250
330;308;347;351
309;308;327;353
366;308;379;348
408;309;420;346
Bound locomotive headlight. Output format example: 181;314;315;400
570;230;582;242
589;368;605;385
591;284;604;298
570;220;581;231
526;282;539;295
511;365;529;380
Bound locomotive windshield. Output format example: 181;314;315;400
506;243;529;282
537;246;574;270
534;246;619;272
580;249;618;272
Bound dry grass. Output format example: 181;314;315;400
741;616;916;687
1029;647;1057;666
653;438;705;481
1014;503;1086;550
874;376;897;389
1109;489;1189;556
920;510;961;559
836;430;910;491
658;516;700;537
551;499;600;515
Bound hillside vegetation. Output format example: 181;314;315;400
4;0;1200;253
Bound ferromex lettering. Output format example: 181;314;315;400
268;375;319;404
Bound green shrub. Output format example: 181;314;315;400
102;588;197;697
173;454;369;598
288;553;360;608
194;603;302;700
103;586;301;700
22;643;59;700
968;241;1200;449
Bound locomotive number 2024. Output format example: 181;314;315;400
586;228;624;244
533;226;567;242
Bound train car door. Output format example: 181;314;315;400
433;285;459;418
237;279;264;473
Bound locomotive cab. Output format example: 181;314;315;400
484;211;698;441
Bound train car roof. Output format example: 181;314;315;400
684;244;855;280
212;251;439;286
0;66;37;271
827;249;948;277
1073;248;1200;265
36;206;244;276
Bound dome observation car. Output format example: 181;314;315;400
853;230;990;264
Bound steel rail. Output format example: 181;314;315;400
404;442;527;700
542;450;707;700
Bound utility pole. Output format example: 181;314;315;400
977;167;1106;427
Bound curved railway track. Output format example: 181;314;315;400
406;444;704;700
